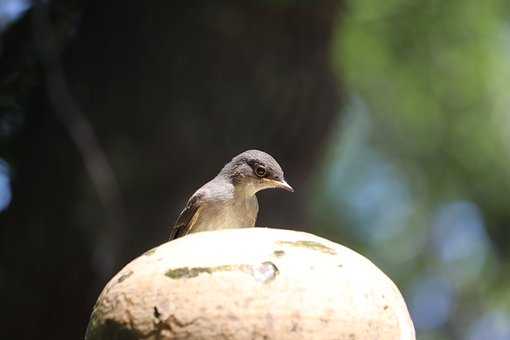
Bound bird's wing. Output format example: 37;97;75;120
169;192;204;240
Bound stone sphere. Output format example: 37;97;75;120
86;228;415;340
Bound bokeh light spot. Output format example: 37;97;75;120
467;311;510;340
431;201;490;285
409;276;454;331
0;159;12;212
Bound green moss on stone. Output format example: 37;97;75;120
273;250;285;257
143;247;157;256
276;240;336;255
117;270;133;283
164;262;280;284
165;264;253;279
85;317;140;340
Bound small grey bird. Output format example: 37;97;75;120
169;150;293;240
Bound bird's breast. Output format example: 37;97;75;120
190;197;258;233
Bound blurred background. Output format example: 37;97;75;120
1;0;509;339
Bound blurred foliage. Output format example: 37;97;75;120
310;0;510;339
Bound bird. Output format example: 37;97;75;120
169;150;293;240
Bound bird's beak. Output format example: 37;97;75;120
263;178;294;192
278;179;294;192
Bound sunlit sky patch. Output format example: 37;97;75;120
0;0;31;31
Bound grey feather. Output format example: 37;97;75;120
169;192;204;240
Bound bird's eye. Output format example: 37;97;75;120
255;166;266;178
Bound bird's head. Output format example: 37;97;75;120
220;149;293;196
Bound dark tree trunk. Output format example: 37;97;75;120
0;1;343;339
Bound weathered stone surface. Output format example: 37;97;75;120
86;228;415;340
